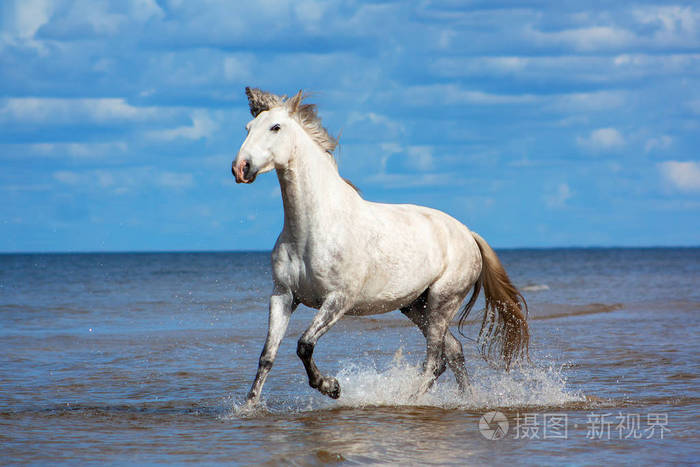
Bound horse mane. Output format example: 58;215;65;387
245;87;338;155
245;87;360;194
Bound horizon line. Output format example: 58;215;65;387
2;244;699;255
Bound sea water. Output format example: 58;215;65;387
1;249;698;464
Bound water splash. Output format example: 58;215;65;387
226;348;583;418
335;347;583;409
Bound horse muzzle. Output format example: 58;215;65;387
232;158;257;184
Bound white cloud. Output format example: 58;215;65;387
128;0;165;23
366;172;453;189
148;110;219;141
201;153;233;170
612;53;700;78
644;135;673;153
157;172;194;189
95;171;116;188
28;141;128;158
460;90;537;105
406;146;434;171
437;29;456;49
377;142;402;172
223;55;253;82
432;56;529;77
38;0;164;38
487;56;529;71
633;6;699;46
1;184;51;193
592;128;625;147
545;183;573;208
551;91;626;112
400;84;538;107
9;0;53;39
374;143;433;172
293;0;328;32
688;99;700;115
62;1;126;36
529;25;634;52
526;6;700;53
577;128;625;152
347;111;406;140
659;161;700;192
52;170;81;185
555;115;590;127
52;167;195;193
379;142;402;154
0;98;160;124
0;0;54;52
435;53;700;89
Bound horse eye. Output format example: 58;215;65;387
270;124;281;132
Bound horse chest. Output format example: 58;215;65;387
273;241;350;306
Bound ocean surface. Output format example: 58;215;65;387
1;249;698;465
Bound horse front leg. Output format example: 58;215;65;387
297;292;349;399
246;285;296;406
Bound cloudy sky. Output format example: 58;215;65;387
1;0;699;252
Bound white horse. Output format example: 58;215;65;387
232;88;529;405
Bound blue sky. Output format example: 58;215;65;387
1;0;699;252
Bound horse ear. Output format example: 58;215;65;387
245;87;282;117
286;89;304;114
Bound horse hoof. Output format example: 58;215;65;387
321;378;341;399
329;380;341;399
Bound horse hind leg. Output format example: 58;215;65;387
443;329;470;394
400;291;448;381
402;289;471;398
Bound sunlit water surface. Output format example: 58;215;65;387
1;249;698;464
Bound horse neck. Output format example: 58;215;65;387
276;132;350;243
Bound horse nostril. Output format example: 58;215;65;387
242;160;251;178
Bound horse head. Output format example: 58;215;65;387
232;87;337;184
232;88;303;184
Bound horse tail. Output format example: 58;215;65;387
457;232;529;370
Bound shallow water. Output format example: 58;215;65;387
1;249;698;464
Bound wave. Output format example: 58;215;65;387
521;284;550;292
529;303;624;320
452;302;624;325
